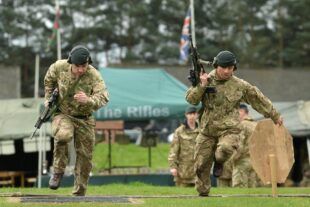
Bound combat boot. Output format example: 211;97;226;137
199;193;209;197
48;173;63;190
72;185;86;196
213;162;223;177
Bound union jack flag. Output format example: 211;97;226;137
179;9;191;64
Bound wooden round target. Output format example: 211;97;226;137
249;119;294;184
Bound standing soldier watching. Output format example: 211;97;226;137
45;45;109;196
232;103;262;187
168;106;199;187
186;50;283;196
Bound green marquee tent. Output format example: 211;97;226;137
94;68;190;121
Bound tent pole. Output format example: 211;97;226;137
108;130;112;174
42;124;47;174
148;146;152;168
307;137;310;165
37;128;43;188
34;54;40;98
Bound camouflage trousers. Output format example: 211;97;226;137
175;177;195;187
51;114;95;196
232;157;262;187
194;131;239;195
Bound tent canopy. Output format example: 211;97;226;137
94;68;190;121
1;67;309;139
248;101;310;137
0;68;190;140
0;98;51;140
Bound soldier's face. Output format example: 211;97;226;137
239;109;247;121
72;63;88;77
185;112;198;122
216;66;234;80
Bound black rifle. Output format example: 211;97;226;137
188;35;207;86
30;88;59;139
188;35;213;86
187;35;216;110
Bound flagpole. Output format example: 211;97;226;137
190;0;196;46
55;0;61;60
34;54;39;98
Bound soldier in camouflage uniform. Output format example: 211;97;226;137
186;50;283;196
231;103;262;187
300;162;310;187
44;45;109;196
168;106;199;187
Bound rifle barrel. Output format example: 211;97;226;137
200;59;213;66
29;128;38;139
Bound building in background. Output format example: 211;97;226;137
0;65;21;99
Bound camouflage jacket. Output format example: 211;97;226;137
186;70;280;137
168;122;199;180
44;60;109;116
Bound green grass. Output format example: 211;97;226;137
0;183;309;207
92;143;170;173
2;143;307;206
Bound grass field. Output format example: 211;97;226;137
2;143;308;206
92;143;170;173
0;183;309;207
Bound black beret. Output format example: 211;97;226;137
239;103;249;112
70;46;90;65
185;106;198;113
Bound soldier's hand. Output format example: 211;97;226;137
276;116;284;126
44;100;49;107
200;71;209;87
74;91;90;104
170;168;177;177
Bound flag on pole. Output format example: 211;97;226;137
46;7;60;52
179;9;191;64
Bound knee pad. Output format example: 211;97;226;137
55;128;73;143
215;144;232;163
52;116;74;143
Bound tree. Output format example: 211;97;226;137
280;0;310;67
